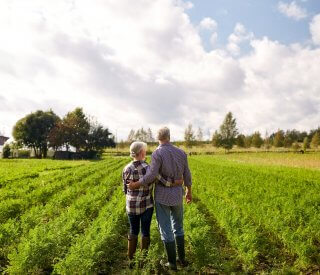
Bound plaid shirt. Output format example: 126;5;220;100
122;160;174;215
140;142;192;206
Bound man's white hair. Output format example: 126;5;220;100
130;141;147;158
157;127;170;141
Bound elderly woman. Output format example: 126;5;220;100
122;141;182;266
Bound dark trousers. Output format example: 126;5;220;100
128;207;154;237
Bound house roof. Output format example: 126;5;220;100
0;136;9;146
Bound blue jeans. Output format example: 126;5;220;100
128;207;154;237
155;202;184;242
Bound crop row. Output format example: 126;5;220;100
0;158;127;272
189;157;320;271
4;159;128;274
0;159;86;186
2;155;318;274
117;188;242;273
0;159;120;224
0;163;91;202
53;186;127;274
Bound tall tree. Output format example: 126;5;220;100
244;135;252;148
236;134;245;148
219;112;238;152
212;130;222;147
284;131;293;148
147;128;155;143
86;124;115;152
63;107;90;152
133;127;148;142
196;127;203;141
273;130;285;147
184;123;196;148
311;132;319;149
251;131;264;148
298;131;308;143
285;129;299;143
303;137;310;151
2;144;11;158
12;110;60;158
127;128;154;143
309;127;320;140
127;129;135;143
206;129;211;142
196;127;204;143
264;131;271;150
48;119;65;151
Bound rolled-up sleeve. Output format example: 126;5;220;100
183;154;192;186
141;151;161;187
122;168;130;194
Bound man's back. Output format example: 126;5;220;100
152;143;192;206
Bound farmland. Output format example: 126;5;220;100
0;153;320;274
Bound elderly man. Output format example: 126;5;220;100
128;127;192;270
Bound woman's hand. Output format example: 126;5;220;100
127;180;141;190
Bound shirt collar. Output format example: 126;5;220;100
159;142;171;147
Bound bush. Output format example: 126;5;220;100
18;150;30;158
53;150;99;160
2;144;11;158
292;142;301;152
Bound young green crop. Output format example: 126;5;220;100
0;158;126;271
0;159;86;186
5;160;127;274
53;186;127;274
1;154;319;274
0;159;118;223
189;156;320;272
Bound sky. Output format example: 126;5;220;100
0;0;320;141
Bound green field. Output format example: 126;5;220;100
0;153;320;274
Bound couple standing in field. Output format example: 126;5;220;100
122;127;192;271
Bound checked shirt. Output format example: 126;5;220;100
122;160;174;215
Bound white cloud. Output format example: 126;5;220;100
174;0;194;10
210;32;218;46
227;23;254;56
199;17;218;49
199;17;218;31
310;14;320;45
278;1;307;21
0;0;319;141
237;37;320;134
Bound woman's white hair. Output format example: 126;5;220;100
130;141;147;158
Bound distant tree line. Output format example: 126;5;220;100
121;112;319;153
184;112;320;152
11;107;115;159
127;127;155;143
